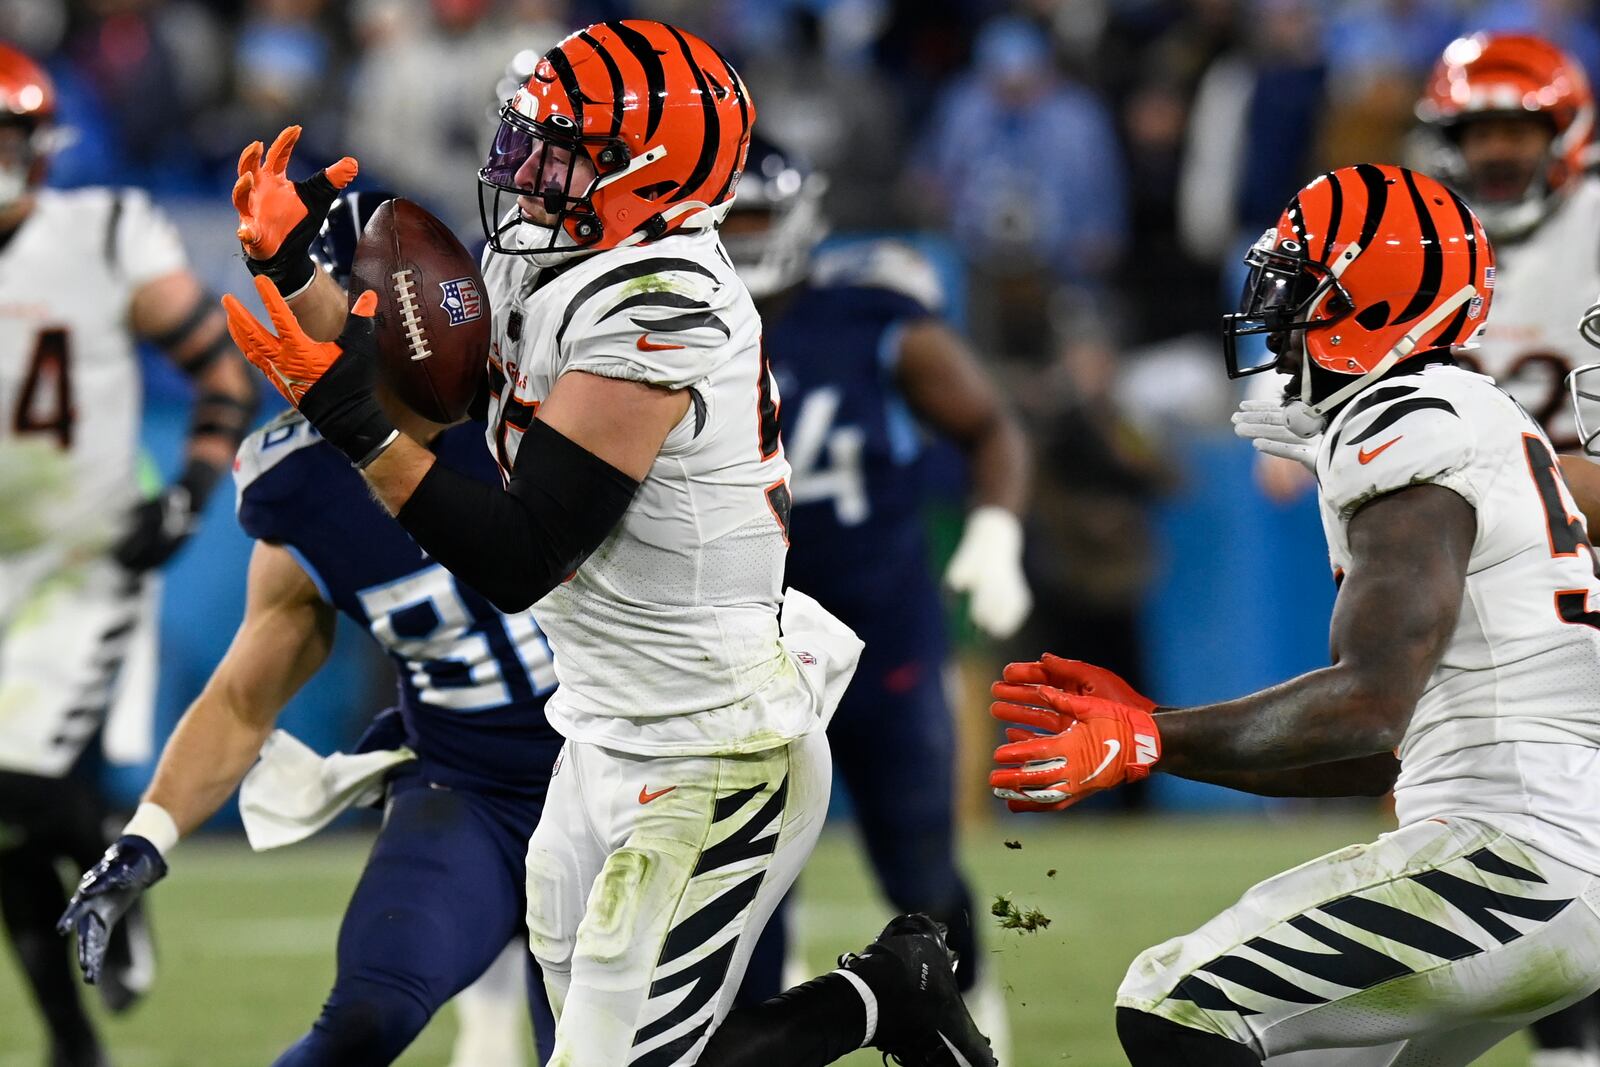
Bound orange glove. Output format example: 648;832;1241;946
234;126;359;295
1000;653;1157;714
222;278;396;468
990;682;1161;812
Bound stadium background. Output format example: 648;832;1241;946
4;0;1592;1063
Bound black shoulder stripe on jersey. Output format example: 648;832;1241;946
579;30;626;135
545;44;585;127
1392;169;1443;327
1353;163;1389;254
1328;385;1418;452
104;190;124;272
662;24;718;204
607;20;666;140
597;290;711;323
555;257;719;348
1344;397;1457;447
690;387;707;436
630;309;730;339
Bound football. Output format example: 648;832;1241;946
349;198;490;423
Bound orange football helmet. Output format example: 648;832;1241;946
1223;164;1495;419
0;43;56;206
478;20;754;263
1417;33;1594;238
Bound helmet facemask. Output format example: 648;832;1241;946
1222;231;1350;382
478;100;633;264
723;171;828;300
1432;112;1564;241
0;116;59;212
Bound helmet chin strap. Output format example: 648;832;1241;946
1286;283;1478;432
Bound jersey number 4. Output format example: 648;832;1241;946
12;328;73;448
1524;433;1600;629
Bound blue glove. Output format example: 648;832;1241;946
58;836;167;984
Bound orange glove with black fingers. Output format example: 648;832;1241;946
999;654;1157;714
222;277;397;468
990;682;1161;812
234;125;359;297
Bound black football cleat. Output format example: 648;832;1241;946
838;913;997;1067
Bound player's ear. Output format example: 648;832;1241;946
350;289;378;317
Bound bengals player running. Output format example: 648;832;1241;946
218;20;992;1067
1001;165;1600;1065
0;45;258;1067
1243;32;1600;532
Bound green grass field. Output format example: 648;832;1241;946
0;814;1534;1066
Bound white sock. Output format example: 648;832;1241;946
832;968;878;1048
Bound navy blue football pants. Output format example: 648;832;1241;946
741;647;978;1000
272;766;555;1066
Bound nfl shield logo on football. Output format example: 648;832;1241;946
438;277;483;327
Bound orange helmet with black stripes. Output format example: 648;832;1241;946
0;44;57;207
1417;33;1593;238
478;20;754;264
1223;164;1495;418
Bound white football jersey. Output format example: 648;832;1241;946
1317;362;1600;871
0;188;187;557
481;227;814;756
1462;176;1600;451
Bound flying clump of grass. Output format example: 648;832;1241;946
991;894;1052;933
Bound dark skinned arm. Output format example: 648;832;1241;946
1154;483;1474;779
895;318;1031;513
1178;754;1402;798
1560;453;1600;537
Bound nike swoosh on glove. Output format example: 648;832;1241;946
989;681;1161;812
222;277;397;468
234;125;358;296
943;505;1031;639
58;836;167;985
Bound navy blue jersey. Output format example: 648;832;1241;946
234;413;562;795
766;245;946;658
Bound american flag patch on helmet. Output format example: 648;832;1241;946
438;277;483;326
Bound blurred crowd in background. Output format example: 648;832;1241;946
9;0;1597;810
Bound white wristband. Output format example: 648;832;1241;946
122;802;180;858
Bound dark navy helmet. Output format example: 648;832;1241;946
309;189;397;288
724;133;828;299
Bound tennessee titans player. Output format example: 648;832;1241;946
725;136;1032;1051
58;192;559;1067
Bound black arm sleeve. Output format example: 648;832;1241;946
395;419;641;613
